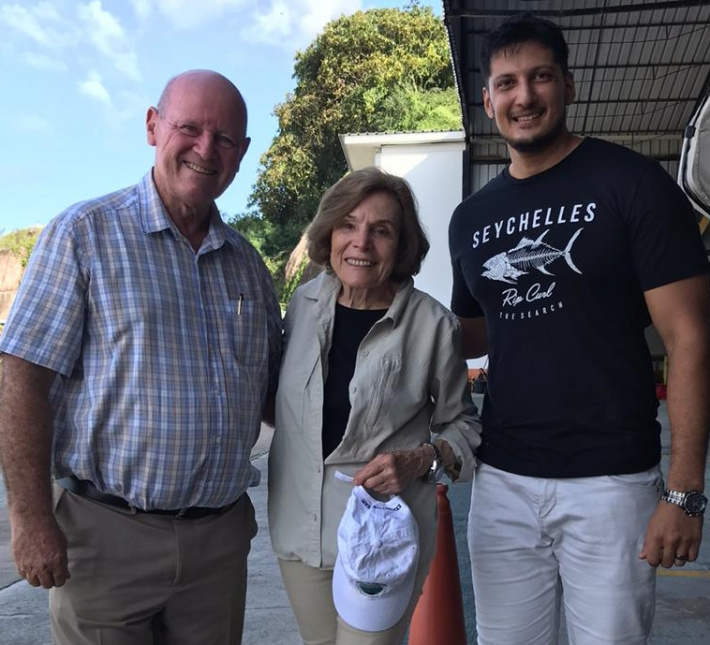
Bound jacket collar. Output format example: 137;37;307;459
300;271;415;327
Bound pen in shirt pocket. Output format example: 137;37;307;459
237;293;244;316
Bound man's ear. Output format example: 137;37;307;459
483;86;494;119
146;107;159;146
234;137;251;172
564;72;576;106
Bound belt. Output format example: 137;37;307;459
56;475;234;519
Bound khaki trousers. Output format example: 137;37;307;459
50;485;257;645
278;557;431;645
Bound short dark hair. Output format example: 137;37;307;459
306;167;430;281
481;12;569;85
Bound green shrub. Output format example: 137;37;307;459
0;228;41;268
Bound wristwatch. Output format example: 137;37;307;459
660;488;708;516
422;442;444;484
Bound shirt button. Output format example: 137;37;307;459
215;436;222;444
362;349;369;356
313;514;318;522
352;387;357;394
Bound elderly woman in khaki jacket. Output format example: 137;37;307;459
268;167;481;645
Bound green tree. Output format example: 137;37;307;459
230;213;305;297
229;2;460;301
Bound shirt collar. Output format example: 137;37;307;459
137;171;234;252
301;271;415;327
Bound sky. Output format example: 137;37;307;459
0;0;442;234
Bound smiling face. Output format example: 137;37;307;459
483;40;575;155
146;71;250;222
330;191;401;309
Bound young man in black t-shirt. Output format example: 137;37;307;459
449;13;710;645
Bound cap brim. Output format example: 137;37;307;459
332;554;417;633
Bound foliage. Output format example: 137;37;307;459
229;2;460;301
0;228;41;268
228;213;305;299
281;256;309;305
370;86;461;132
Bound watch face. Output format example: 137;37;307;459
684;492;708;515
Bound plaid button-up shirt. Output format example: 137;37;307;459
0;173;282;510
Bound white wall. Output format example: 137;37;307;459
376;142;464;309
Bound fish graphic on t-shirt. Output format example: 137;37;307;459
482;228;583;284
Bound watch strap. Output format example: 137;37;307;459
421;442;443;483
661;488;707;516
661;488;686;507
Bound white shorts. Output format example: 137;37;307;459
468;462;662;645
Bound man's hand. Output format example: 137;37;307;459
12;514;70;589
639;501;703;568
352;448;432;496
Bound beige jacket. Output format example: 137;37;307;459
268;272;481;569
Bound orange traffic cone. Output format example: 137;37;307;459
408;483;467;645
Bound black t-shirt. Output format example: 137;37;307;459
449;137;708;478
322;303;387;458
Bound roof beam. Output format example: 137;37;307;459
463;62;710;73
570;63;710;71
467;21;710;33
446;1;708;19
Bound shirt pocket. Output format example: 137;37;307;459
232;296;269;369
363;355;401;429
275;332;321;434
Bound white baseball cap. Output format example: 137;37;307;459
332;484;420;632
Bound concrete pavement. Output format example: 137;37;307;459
1;405;709;644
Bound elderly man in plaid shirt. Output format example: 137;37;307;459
0;70;282;645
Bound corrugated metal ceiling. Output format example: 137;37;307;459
442;0;710;162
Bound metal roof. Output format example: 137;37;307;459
442;0;710;162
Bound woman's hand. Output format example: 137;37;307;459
352;446;433;496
